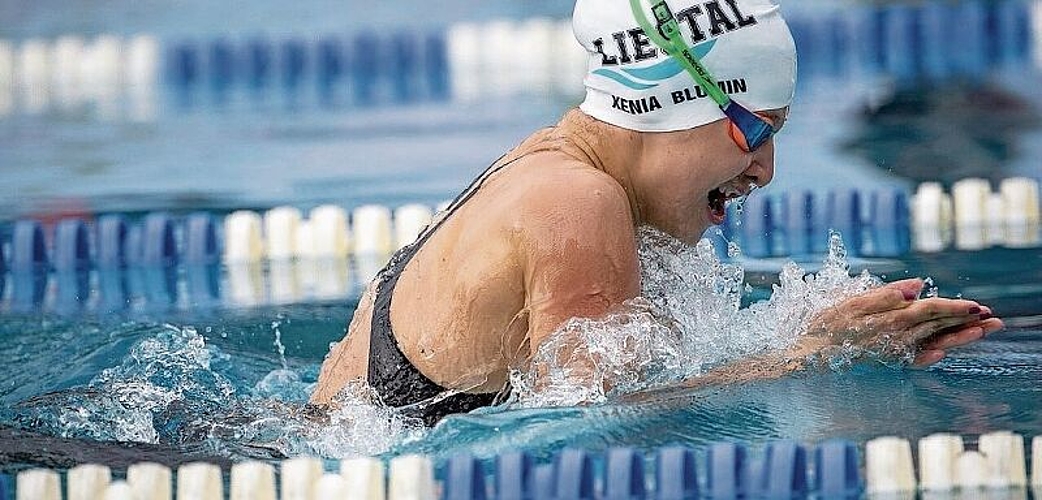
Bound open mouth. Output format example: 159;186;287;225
707;185;749;224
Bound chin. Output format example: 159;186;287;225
666;222;709;246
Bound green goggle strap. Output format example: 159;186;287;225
628;0;731;106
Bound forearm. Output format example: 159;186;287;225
680;335;829;389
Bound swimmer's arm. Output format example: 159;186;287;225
657;280;1005;395
520;167;642;356
310;282;377;405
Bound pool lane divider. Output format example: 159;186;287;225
1;0;1037;118
11;432;1042;499
0;179;1038;313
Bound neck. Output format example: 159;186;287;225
556;109;647;227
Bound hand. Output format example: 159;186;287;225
802;278;1004;367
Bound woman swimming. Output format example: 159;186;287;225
310;0;1002;425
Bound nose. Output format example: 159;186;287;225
743;142;775;187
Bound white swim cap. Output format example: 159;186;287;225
574;0;797;132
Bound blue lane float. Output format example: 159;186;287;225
782;191;816;257
316;37;345;103
444;455;487;500
955;1;988;77
707;442;748;499
738;195;774;258
352;33;381;104
814;440;862;499
12;220;47;273
869;189;911;257
281;39;308;93
209;38;236;92
168;42;199;88
96;214;127;268
247;37;273;90
605;448;646;500
53;218;90;272
655;446;699;500
424;33;450;100
184;212;219;265
390;32;419;102
756;440;808;499
96;269;128;313
919;2;954;81
997;0;1031;67
554;449;595;500
495;452;534;500
531;464;557;500
124;223;144;268
826;189;863;256
141;212;178;267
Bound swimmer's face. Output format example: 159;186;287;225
635;107;787;245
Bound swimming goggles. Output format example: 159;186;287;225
629;0;778;152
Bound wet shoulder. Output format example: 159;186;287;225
508;154;633;234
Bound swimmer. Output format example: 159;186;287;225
311;0;1003;425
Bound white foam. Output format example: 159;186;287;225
512;228;881;407
304;383;426;458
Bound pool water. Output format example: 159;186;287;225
0;237;1039;471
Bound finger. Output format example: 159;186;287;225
980;317;1005;337
906;314;985;344
922;325;985;351
841;279;921;315
887;298;984;328
889;278;924;301
914;349;946;367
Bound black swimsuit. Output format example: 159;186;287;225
365;132;590;426
365;154;520;426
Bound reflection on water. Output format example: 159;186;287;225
842;82;1042;184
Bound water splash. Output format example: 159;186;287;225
15;324;237;444
272;315;289;370
11;322;423;459
511;228;882;407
